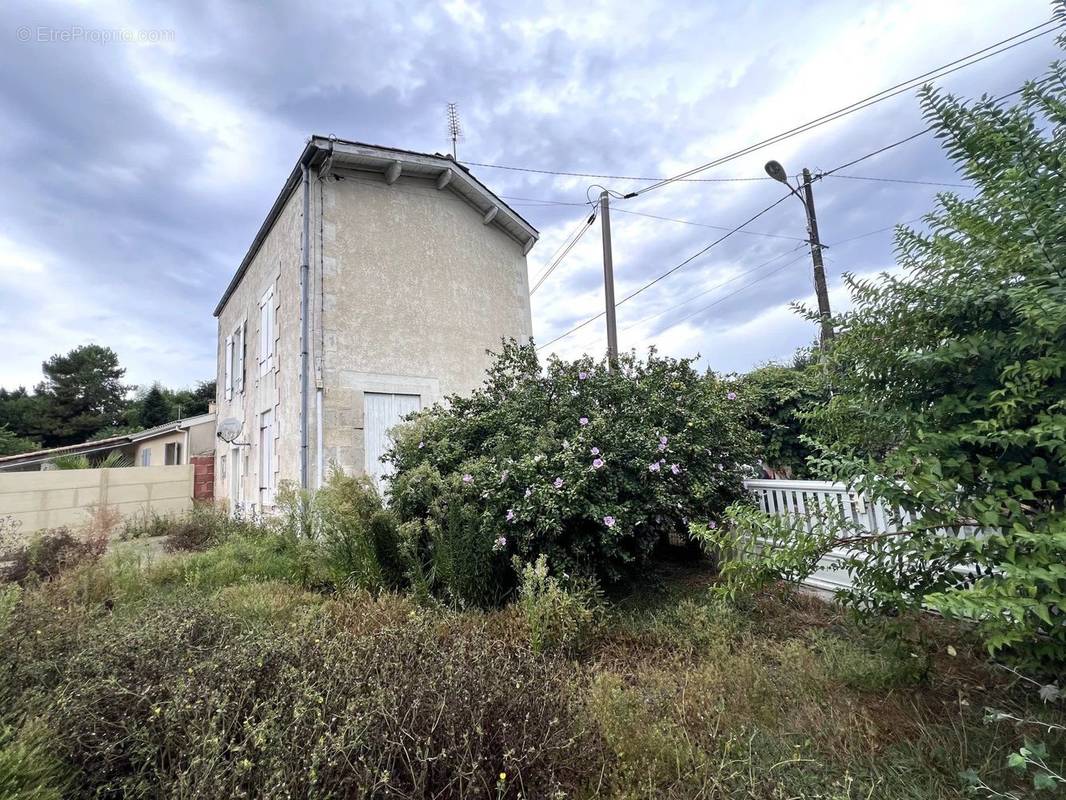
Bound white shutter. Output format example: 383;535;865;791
259;409;275;506
364;393;421;493
235;322;245;393
224;335;233;400
259;289;274;376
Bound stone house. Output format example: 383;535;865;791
212;138;538;510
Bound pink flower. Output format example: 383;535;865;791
670;464;681;475
708;520;717;529
579;417;589;426
462;474;473;484
592;458;604;469
660;436;668;445
648;462;661;472
578;371;589;380
726;391;738;401
418;441;425;449
591;446;600;456
493;535;508;552
603;515;616;528
553;477;564;489
506;509;515;522
524;487;532;498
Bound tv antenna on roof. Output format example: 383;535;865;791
446;102;462;161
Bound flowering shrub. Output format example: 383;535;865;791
387;342;756;599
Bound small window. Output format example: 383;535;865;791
220;454;227;480
141;448;151;467
164;442;182;466
259;287;274;376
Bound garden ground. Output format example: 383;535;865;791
2;524;1061;799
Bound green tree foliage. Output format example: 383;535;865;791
0;346;215;445
0;426;38;457
736;350;826;478
138;385;171;428
0;387;46;446
33;345;129;447
388;342;757;603
715;42;1066;668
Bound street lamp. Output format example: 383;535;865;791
764;159;834;344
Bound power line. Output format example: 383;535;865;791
631;20;1061;196
502;194;809;242
817;84;1026;178
620;245;809;334
644;253;812;335
825;174;972;188
530;212;597;295
542;213;933;352
537;190;795;350
611;207;808;242
828;216;925;246
528;210;595;286
469;162;774;183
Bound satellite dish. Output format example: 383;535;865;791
217;417;244;443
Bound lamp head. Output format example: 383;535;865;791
764;160;790;184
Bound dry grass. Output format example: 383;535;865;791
2;546;1061;799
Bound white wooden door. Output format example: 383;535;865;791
364;392;421;492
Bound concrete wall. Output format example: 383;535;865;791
214;184;306;510
319;169;532;475
0;465;194;534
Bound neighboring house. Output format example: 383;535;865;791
213;137;538;510
0;411;217;502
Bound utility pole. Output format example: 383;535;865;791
800;168;834;344
599;190;619;368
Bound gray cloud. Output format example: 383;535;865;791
0;0;1058;388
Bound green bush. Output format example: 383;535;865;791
388;343;756;602
1;594;596;799
0;721;69;800
735;352;827;479
517;554;602;656
704;40;1066;670
278;469;404;592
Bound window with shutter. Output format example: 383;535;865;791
259;409;275;506
225;335;234;400
233;321;245;394
259;287;274;376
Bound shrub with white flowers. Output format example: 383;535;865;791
387;342;756;600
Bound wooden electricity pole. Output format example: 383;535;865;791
800;168;834;344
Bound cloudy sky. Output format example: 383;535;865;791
0;0;1060;391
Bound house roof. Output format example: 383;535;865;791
127;411;216;443
0;433;132;469
0;412;216;470
213;137;540;317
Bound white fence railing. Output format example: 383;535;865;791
742;478;901;593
